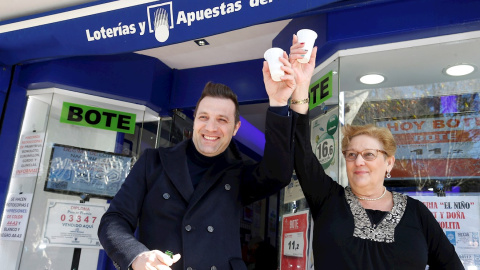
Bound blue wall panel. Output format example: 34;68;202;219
17;53;173;113
0;66;28;219
274;0;480;66
0;65;12;129
273;14;327;55
171;59;267;109
327;0;480;42
0;65;14;216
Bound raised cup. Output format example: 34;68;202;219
264;47;285;82
296;29;318;63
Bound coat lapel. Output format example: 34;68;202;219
187;142;243;208
159;140;194;202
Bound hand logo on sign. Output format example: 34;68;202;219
154;8;170;42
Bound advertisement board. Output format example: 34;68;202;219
0;193;33;241
376;113;480;179
41;199;108;248
412;196;480;268
44;144;133;199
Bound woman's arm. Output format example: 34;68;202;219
293;111;337;216
288;33;337;214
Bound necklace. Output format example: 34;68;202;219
356;186;387;201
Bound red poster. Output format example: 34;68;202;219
280;210;310;270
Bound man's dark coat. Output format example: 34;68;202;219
98;110;296;270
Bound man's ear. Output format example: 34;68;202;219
233;121;241;136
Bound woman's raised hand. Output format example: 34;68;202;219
289;34;317;114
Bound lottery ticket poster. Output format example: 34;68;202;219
412;196;480;267
40;199;108;248
280;210;313;270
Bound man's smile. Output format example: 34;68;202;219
203;135;219;141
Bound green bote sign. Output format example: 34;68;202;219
309;70;333;110
60;102;136;134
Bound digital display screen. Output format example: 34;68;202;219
44;144;133;199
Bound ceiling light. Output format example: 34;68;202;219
359;74;385;85
194;39;209;46
444;64;475;76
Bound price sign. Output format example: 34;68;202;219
283;232;305;257
316;133;335;168
311;108;339;173
41;200;108;248
280;210;310;270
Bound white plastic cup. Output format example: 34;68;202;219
264;47;285;82
296;29;318;63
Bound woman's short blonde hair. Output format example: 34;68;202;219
341;124;396;157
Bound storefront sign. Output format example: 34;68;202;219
0;193;33;241
13;132;45;177
0;0;339;65
309;70;333;110
280;210;311;270
60;102;136;134
41;200;108;248
376;113;480;178
412;196;480;268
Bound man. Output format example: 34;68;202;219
98;53;296;270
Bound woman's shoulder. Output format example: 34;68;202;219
395;194;437;221
403;195;431;210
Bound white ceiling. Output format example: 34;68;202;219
136;20;291;70
339;35;480;92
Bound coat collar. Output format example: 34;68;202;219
159;139;243;203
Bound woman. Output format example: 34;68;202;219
288;35;464;269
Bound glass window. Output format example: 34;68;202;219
339;36;480;268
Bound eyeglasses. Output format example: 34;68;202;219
342;149;387;161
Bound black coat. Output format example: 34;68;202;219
98;110;296;270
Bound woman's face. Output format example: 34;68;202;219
345;134;395;192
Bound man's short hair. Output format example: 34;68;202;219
194;81;240;124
